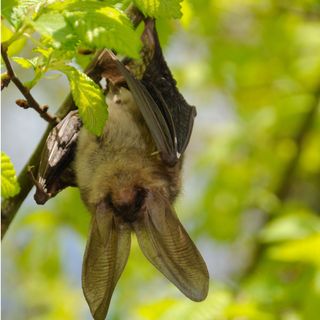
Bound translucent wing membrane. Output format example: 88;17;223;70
82;203;131;320
133;192;209;301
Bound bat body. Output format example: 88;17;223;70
76;86;181;214
77;83;208;320
34;19;209;320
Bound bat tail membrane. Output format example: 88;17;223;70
82;203;131;320
133;192;209;302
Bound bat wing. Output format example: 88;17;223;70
34;110;82;204
82;202;131;320
113;20;196;166
141;19;197;157
115;60;177;164
132;192;209;301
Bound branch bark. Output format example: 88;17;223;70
1;45;58;124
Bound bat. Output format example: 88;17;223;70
34;18;209;320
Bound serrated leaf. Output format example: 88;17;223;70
60;66;108;135
1;152;20;199
2;0;46;29
63;6;141;57
32;12;78;50
133;0;182;19
1;0;19;27
34;2;141;57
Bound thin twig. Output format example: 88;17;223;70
1;45;58;124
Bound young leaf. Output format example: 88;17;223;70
33;2;141;57
32;12;78;50
63;6;141;57
1;0;19;27
1;152;20;199
2;0;46;29
12;56;36;69
1;21;26;56
59;66;108;136
133;0;182;19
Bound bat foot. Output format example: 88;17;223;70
28;166;51;205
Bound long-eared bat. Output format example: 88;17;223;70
34;19;209;320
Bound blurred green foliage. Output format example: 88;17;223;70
2;0;320;319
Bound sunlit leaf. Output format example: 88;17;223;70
39;1;141;57
260;211;320;243
64;6;141;57
12;56;39;69
59;65;108;135
1;152;20;199
1;21;26;56
32;12;78;50
136;289;231;320
2;0;46;29
133;0;182;19
267;234;320;266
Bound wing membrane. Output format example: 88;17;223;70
82;203;131;320
133;193;209;301
35;110;82;204
114;59;177;165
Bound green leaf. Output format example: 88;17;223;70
2;0;45;29
1;21;26;56
1;0;19;27
12;56;38;69
267;234;320;266
63;6;141;57
59;65;108;135
33;2;141;57
133;0;182;19
1;152;20;199
32;12;78;50
260;211;320;243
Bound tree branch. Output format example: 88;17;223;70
1;45;58;124
1;5;144;240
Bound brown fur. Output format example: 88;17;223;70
75;87;181;214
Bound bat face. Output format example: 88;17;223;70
75;85;209;320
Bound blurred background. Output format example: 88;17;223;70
2;0;320;319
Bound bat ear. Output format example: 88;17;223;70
82;203;131;320
132;192;209;301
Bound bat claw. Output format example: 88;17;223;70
28;166;51;205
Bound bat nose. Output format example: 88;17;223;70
113;203;134;216
109;187;147;222
111;200;140;223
